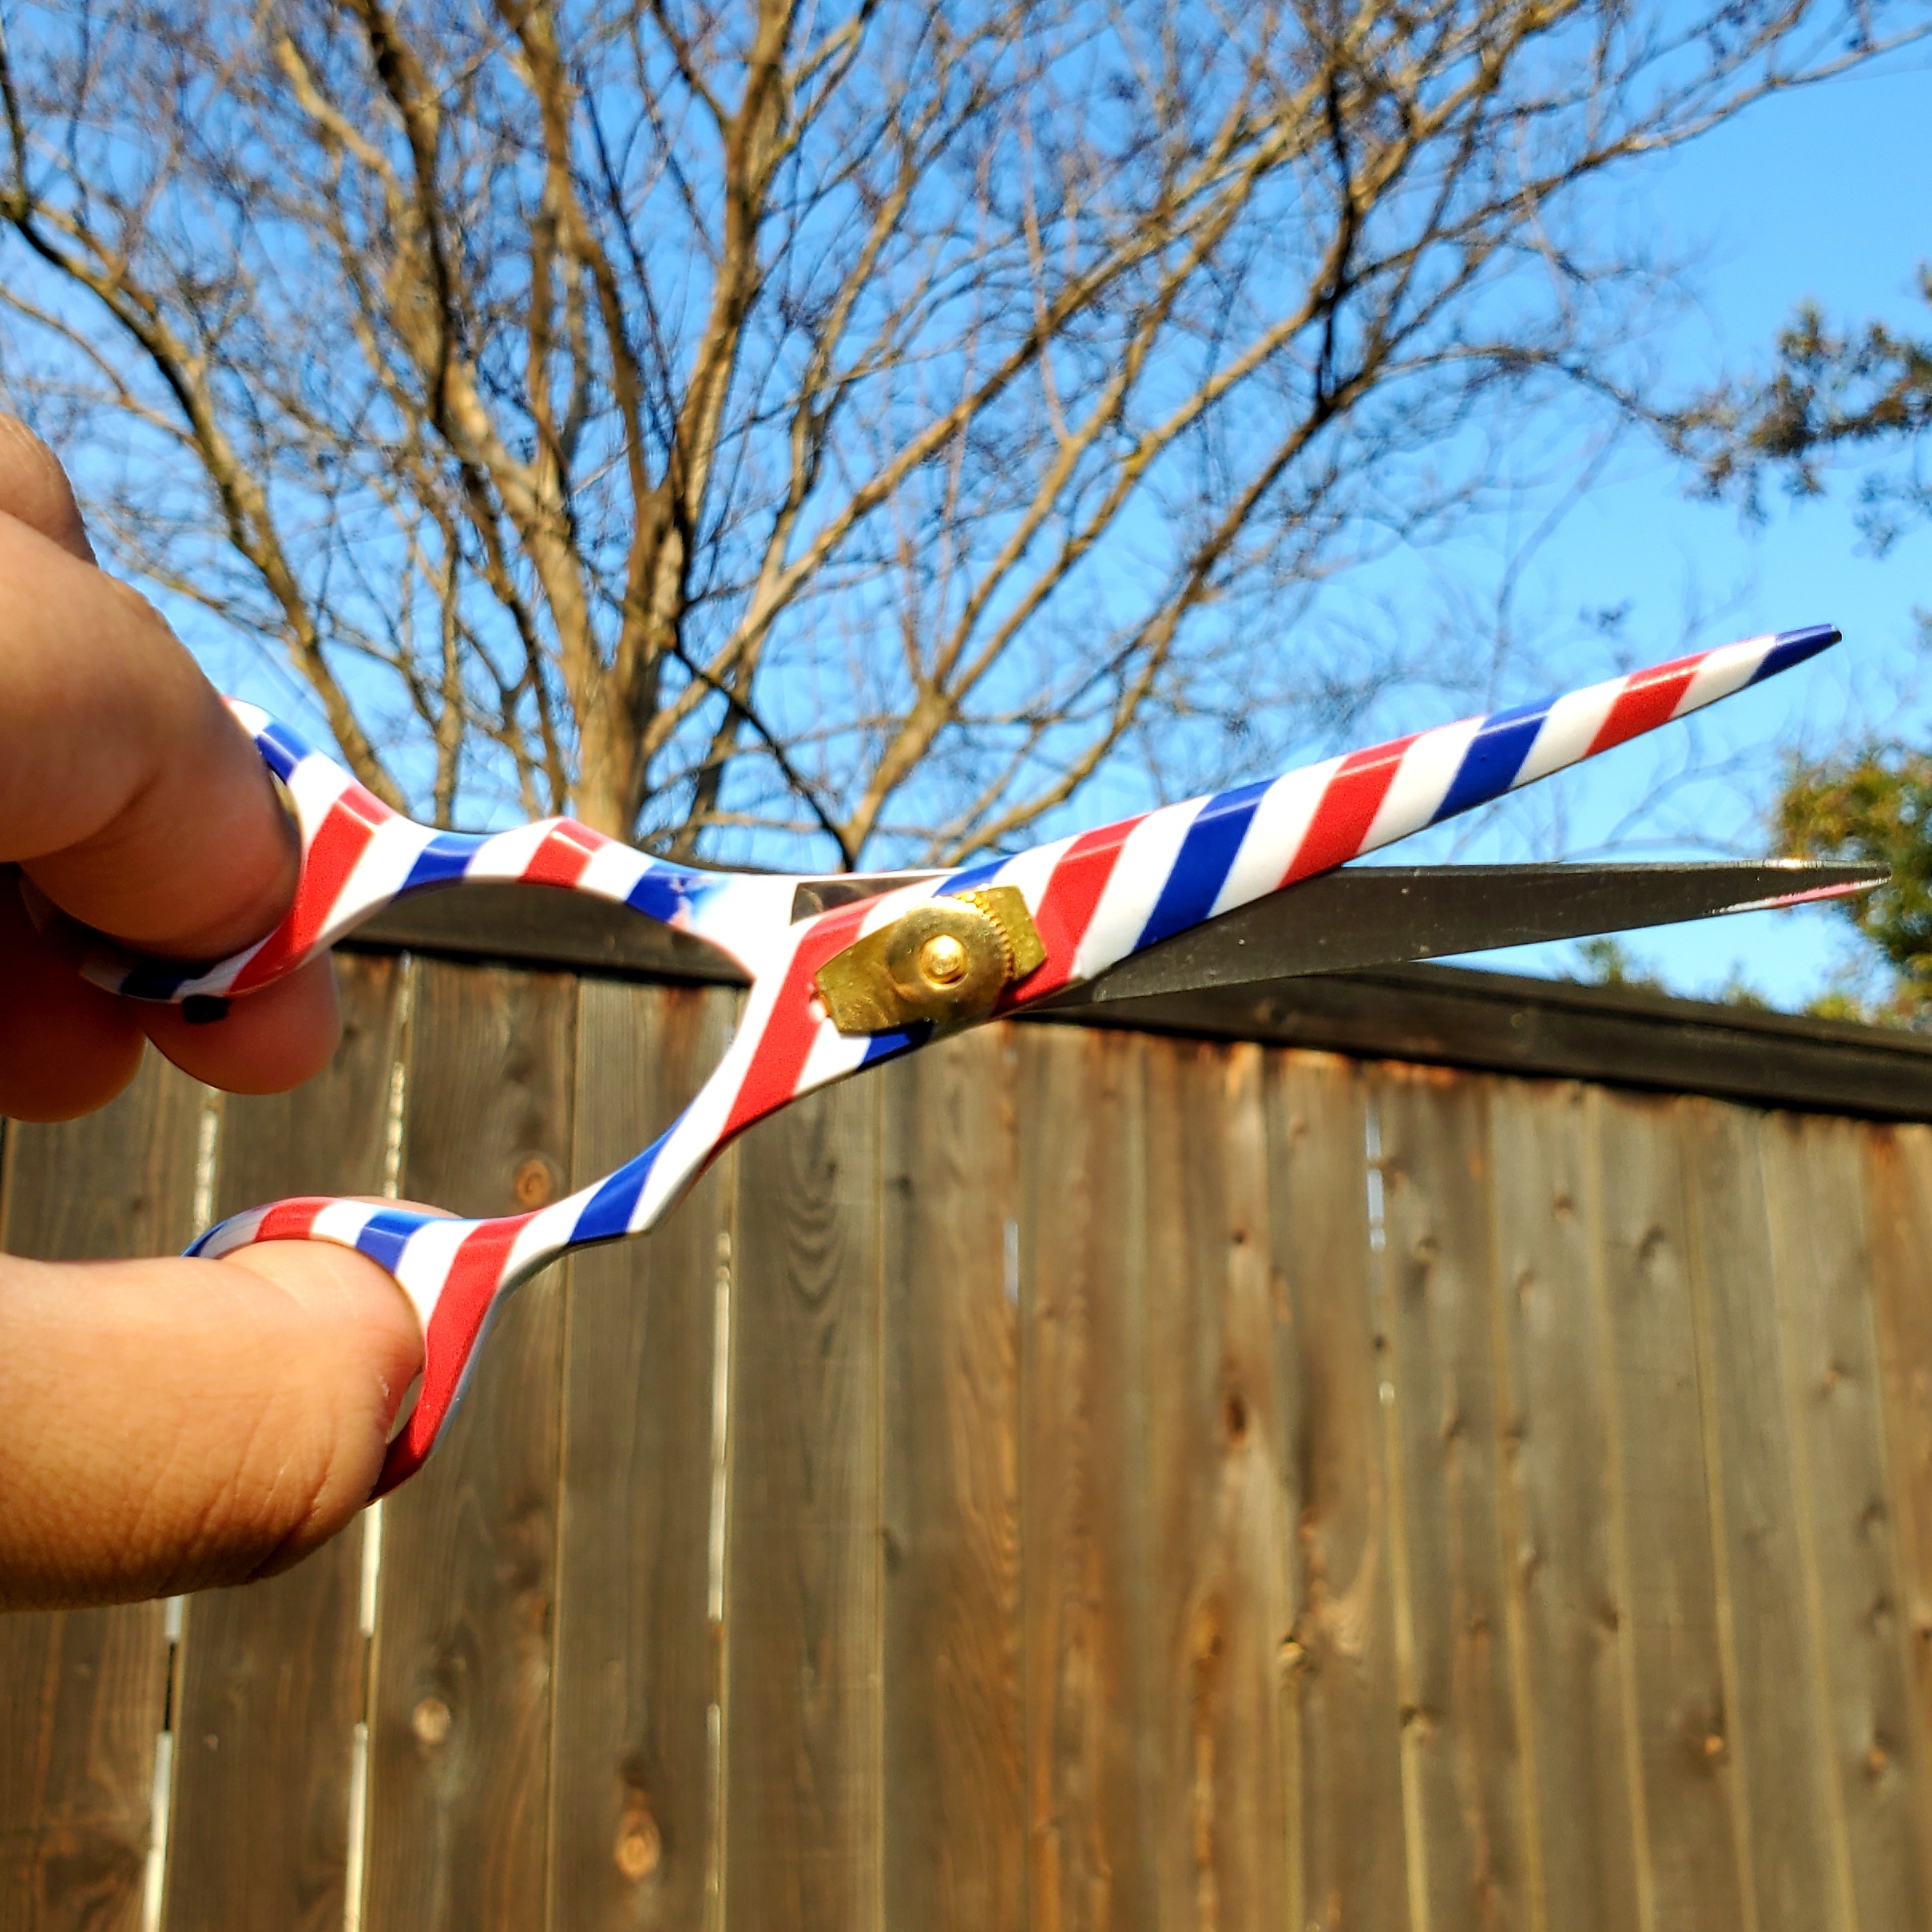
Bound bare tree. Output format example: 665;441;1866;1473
0;0;1922;865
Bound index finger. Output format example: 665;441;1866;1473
0;492;298;959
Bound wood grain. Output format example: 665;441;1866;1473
1486;1079;1640;1932
0;1049;204;1932
1761;1113;1931;1930
1262;1047;1408;1932
1679;1097;1838;1932
878;1024;1026;1932
1138;1037;1293;1930
160;953;405;1932
1863;1121;1932;1905
548;979;739;1931
1371;1061;1528;1932
362;959;577;1932
1589;1089;1745;1932
1015;1026;1153;1932
721;1062;883;1932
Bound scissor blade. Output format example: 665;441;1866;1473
1044;860;1886;1008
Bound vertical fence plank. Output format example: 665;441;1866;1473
1762;1113;1932;1931
0;1051;204;1932
160;952;405;1932
722;1067;883;1932
1263;1047;1406;1932
363;960;577;1932
1680;1097;1840;1932
548;980;738;1931
1591;1089;1744;1932
1487;1080;1640;1932
1138;1037;1293;1931
1372;1063;1529;1932
879;1025;1025;1932
1015;1026;1155;1932
1864;1121;1932;1897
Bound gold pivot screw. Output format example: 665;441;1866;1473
918;933;970;987
814;884;1048;1034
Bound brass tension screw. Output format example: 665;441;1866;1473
918;932;970;987
814;885;1047;1034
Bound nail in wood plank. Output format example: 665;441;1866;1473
1487;1079;1640;1932
1015;1026;1156;1932
1864;1121;1932;1902
1371;1062;1529;1932
722;1061;883;1932
879;1024;1026;1932
1679;1097;1839;1931
362;960;577;1932
1761;1112;1930;1930
1262;1047;1409;1932
1138;1037;1293;1930
161;954;406;1932
0;1050;204;1932
548;979;738;1930
1589;1089;1745;1932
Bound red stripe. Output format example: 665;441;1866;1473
376;1213;534;1493
521;819;606;888
718;902;874;1142
230;784;390;991
1282;737;1417;883
254;1198;329;1243
1009;819;1141;1002
1585;654;1704;756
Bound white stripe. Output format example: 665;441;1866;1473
1672;636;1768;717
795;1014;875;1095
1512;679;1621;787
504;1198;589;1281
462;819;564;880
1363;718;1482;852
579;840;654;903
196;1204;270;1257
285;751;355;831
1073;799;1207;979
1212;760;1341;914
391;1217;474;1327
312;1199;382;1248
327;819;438;931
226;700;270;736
987;836;1076;914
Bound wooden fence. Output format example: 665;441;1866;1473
6;931;1932;1932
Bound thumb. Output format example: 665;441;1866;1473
0;1241;423;1609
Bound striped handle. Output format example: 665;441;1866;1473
181;622;1838;1490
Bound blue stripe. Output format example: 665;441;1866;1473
1431;700;1553;823
573;1139;665;1244
401;832;485;892
861;1024;929;1065
255;720;313;781
1136;782;1270;950
626;866;716;926
355;1208;434;1275
1748;623;1839;684
119;958;200;1001
944;860;1005;898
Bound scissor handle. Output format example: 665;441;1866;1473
146;623;1843;1486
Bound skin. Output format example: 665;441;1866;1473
0;419;423;1610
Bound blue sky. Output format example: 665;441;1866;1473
1425;50;1932;1003
140;38;1930;1008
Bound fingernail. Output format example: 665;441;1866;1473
182;995;232;1026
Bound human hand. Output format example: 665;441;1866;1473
0;419;422;1609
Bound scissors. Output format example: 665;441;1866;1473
49;621;1873;1490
